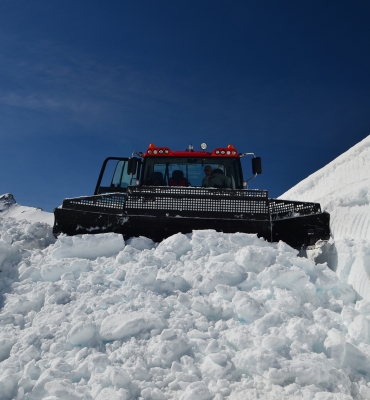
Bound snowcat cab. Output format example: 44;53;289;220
53;143;330;249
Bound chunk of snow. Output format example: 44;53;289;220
52;233;125;259
100;311;167;341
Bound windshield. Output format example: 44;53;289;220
143;157;243;188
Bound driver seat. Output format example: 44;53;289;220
169;170;188;186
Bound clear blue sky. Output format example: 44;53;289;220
1;1;369;211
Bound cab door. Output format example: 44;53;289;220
94;157;141;195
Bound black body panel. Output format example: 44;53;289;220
53;208;273;243
53;187;330;249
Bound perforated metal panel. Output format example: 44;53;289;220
62;193;126;214
60;187;322;221
126;186;269;216
127;186;268;198
269;199;321;219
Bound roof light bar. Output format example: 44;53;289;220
213;147;238;156
145;145;173;156
145;144;238;157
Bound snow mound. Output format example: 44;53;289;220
1;222;369;399
0;193;54;226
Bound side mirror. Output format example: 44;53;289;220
252;157;262;175
127;158;138;175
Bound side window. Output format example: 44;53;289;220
100;160;119;188
99;159;136;190
112;161;131;188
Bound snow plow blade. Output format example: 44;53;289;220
53;187;330;249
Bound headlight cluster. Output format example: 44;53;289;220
214;149;237;155
147;148;170;155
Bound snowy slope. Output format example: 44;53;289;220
280;135;370;241
280;135;370;300
0;194;54;226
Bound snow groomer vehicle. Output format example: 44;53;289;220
53;143;330;249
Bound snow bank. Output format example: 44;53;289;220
280;136;370;211
1;222;370;399
280;135;370;242
280;135;370;300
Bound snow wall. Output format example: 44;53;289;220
280;135;370;300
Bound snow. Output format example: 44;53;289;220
280;135;370;241
280;135;370;300
0;194;54;226
1;136;370;399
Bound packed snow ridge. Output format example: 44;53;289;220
1;135;370;400
281;135;370;241
281;135;370;300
